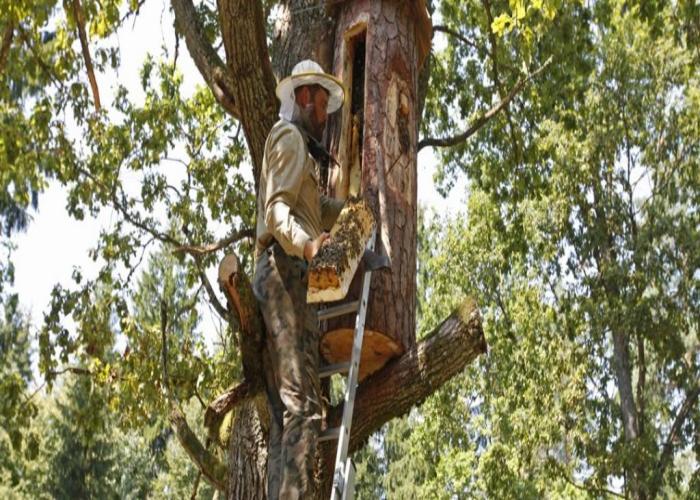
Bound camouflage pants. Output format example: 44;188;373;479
253;243;321;500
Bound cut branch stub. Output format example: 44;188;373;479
326;297;486;455
217;253;264;383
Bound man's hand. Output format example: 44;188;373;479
304;232;331;262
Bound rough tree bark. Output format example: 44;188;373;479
170;1;488;498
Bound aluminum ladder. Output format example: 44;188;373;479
316;232;377;500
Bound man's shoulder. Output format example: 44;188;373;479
268;119;305;144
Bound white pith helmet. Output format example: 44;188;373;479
276;60;345;121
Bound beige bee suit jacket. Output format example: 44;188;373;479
256;120;344;259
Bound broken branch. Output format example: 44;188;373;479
203;380;256;432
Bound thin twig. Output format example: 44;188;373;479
432;24;478;49
191;469;202;499
417;57;552;151
16;25;66;89
551;460;626;498
194;257;229;319
161;298;171;398
125;236;156;284
71;0;101;111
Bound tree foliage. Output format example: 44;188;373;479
0;0;698;497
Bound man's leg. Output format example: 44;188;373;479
254;246;321;499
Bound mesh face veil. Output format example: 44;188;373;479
276;60;345;121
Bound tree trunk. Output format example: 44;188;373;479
321;0;433;380
170;2;487;498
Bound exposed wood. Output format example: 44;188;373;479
217;0;278;185
171;0;240;119
71;0;101;112
325;297;486;455
320;327;402;380
328;0;423;357
307;198;376;302
216;253;265;384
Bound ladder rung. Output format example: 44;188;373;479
319;427;340;442
319;362;351;378
318;301;360;321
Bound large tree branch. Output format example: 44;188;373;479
170;406;228;491
217;0;278;186
171;0;239;119
161;302;227;491
326;297;486;453
172;227;254;257
417;57;551;151
71;0;101;112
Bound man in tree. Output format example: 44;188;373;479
252;60;345;499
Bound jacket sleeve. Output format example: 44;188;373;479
320;196;345;231
263;126;312;259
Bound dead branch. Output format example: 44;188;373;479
172;228;254;257
417;57;552;151
71;0;101;112
194;257;229;320
216;253;265;382
0;21;14;76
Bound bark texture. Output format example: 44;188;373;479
326;0;428;354
326;298;485;454
217;0;278;186
169;2;491;498
226;396;269;500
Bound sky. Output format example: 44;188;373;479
10;0;467;348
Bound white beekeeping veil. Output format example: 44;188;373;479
276;60;345;121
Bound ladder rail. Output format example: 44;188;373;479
329;232;376;500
